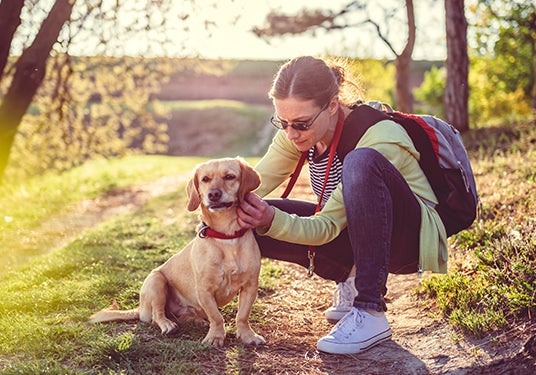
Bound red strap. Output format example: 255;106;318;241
279;108;346;277
199;226;248;239
281;151;308;199
314;108;345;213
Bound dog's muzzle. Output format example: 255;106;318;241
208;201;234;211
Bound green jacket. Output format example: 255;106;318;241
255;119;448;274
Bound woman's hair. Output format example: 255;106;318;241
269;56;364;107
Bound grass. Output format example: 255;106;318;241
0;117;535;372
0;167;278;374
151;99;273;158
0;155;206;274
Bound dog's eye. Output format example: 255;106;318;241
224;174;236;180
201;176;211;183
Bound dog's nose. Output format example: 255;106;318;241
208;189;222;202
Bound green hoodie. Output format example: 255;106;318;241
254;119;448;274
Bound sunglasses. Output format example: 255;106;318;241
270;102;329;131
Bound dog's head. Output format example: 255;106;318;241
186;157;261;212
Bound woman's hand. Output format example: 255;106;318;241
237;193;275;229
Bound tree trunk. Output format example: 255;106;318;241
444;0;469;132
0;0;74;181
0;0;25;80
395;0;416;113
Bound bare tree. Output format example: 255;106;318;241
445;0;469;132
253;0;417;113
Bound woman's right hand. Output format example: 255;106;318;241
237;193;275;230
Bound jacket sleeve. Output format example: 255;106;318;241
257;121;433;244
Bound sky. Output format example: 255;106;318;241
15;0;449;61
173;0;448;61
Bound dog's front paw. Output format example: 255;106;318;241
202;329;226;347
237;330;266;345
157;319;178;335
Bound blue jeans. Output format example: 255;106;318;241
255;148;421;311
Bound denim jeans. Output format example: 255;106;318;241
255;148;421;312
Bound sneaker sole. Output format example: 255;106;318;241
317;329;392;355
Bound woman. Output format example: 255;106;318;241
237;56;448;354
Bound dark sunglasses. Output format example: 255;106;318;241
270;102;329;131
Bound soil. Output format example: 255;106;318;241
30;172;536;374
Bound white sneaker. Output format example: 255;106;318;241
324;277;357;323
317;307;392;354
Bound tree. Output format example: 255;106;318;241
0;0;229;182
253;0;417;113
445;0;469;132
0;0;75;180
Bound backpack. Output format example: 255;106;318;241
283;102;479;237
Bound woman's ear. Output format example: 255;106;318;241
328;96;340;115
186;172;201;211
237;158;261;202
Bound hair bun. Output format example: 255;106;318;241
331;66;345;86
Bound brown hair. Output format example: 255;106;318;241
269;56;363;107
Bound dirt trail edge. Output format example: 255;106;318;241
16;174;536;374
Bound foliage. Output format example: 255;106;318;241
2;56;185;182
414;58;532;126
413;65;446;117
470;0;536;108
345;58;396;104
469;57;532;125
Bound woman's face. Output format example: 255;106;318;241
272;97;336;152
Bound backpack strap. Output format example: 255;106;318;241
337;104;392;161
386;112;450;200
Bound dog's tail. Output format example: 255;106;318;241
89;301;140;323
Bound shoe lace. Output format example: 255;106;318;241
332;279;355;308
330;308;364;337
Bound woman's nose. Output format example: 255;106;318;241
284;127;299;140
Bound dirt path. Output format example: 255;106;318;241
24;174;535;374
260;264;535;374
3;174;191;273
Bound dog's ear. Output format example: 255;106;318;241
237;158;261;201
186;172;201;211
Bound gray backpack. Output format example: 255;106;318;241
357;102;479;236
284;102;479;237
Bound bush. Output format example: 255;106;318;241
413;57;533;127
4;56;182;182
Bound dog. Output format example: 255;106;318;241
90;157;265;347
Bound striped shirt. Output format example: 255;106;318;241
308;147;343;207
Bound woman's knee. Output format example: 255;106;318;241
342;148;387;186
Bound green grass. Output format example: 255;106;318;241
0;155;205;274
0;155;204;228
0;163;278;374
151;99;273;158
1;118;535;373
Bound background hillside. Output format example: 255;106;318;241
150;59;442;159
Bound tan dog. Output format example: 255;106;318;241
90;157;265;347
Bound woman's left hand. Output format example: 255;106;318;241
237;193;275;229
